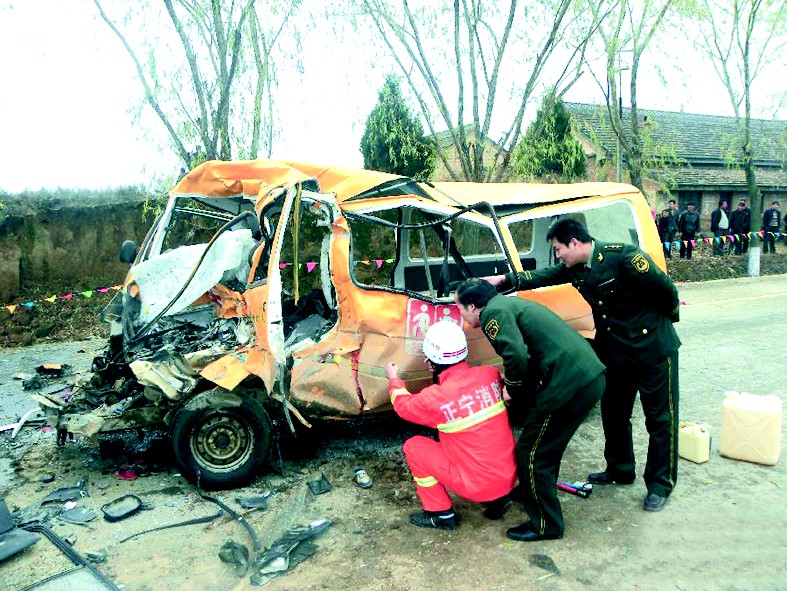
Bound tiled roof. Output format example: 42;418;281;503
653;164;787;191
566;102;786;166
428;124;507;152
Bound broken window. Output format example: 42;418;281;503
348;208;398;288
348;205;508;298
161;197;250;253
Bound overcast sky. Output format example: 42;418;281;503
1;1;784;193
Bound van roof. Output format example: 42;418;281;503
170;159;641;208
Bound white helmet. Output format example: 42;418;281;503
422;321;468;365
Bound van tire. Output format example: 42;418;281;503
170;391;272;490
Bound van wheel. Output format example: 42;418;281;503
170;392;272;490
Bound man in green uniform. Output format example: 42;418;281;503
454;278;606;541
484;218;680;512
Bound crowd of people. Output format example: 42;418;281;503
656;199;784;259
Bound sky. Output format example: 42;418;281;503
0;1;784;193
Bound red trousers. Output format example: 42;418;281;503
404;435;511;512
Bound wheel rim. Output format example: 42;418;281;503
190;412;255;474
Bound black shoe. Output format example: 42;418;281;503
643;492;667;512
506;523;563;542
409;510;459;530
587;470;635;485
482;496;512;520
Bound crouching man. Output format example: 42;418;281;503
385;320;516;530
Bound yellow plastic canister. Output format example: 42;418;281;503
678;421;711;463
720;391;782;465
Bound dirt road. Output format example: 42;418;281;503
1;275;786;590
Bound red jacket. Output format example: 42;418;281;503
389;362;517;498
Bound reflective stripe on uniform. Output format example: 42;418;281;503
390;388;409;404
437;400;506;433
413;475;438;488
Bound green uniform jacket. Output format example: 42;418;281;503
480;294;605;412
505;241;681;365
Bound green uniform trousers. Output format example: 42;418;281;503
600;351;680;496
515;373;606;536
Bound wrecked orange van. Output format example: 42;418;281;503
34;160;664;489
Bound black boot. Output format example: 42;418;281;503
409;509;459;530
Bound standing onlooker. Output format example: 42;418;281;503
483;218;681;513
710;200;731;256
678;203;700;260
658;209;673;258
762;201;781;253
729;200;751;255
667;199;680;241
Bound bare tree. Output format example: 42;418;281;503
694;0;786;233
94;0;301;171
359;0;596;182
584;0;675;194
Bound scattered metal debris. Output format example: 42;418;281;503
0;496;39;563
101;495;143;522
86;549;109;564
22;522;121;590
307;473;332;495
0;407;46;437
58;506;98;525
236;491;272;510
119;511;224;544
250;518;332;586
219;540;250;577
40;477;89;505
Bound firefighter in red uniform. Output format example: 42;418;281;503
385;320;517;530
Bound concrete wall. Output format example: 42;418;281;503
0;198;152;302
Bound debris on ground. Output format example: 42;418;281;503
219;540;250;577
250;518;332;586
101;494;143;522
235;491;272;510
307;473;332;496
40;477;89;505
352;466;373;489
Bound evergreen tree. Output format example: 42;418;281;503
360;76;435;178
513;92;587;181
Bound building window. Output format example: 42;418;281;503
678;191;701;210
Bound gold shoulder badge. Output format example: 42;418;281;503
597;252;604;263
484;319;500;341
631;253;650;273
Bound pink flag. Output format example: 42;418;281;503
691;240;696;247
306;262;317;273
279;262;288;269
375;259;383;269
97;288;109;293
60;293;74;300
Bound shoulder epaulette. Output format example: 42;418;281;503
603;244;624;251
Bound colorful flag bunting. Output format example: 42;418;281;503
306;262;317;273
